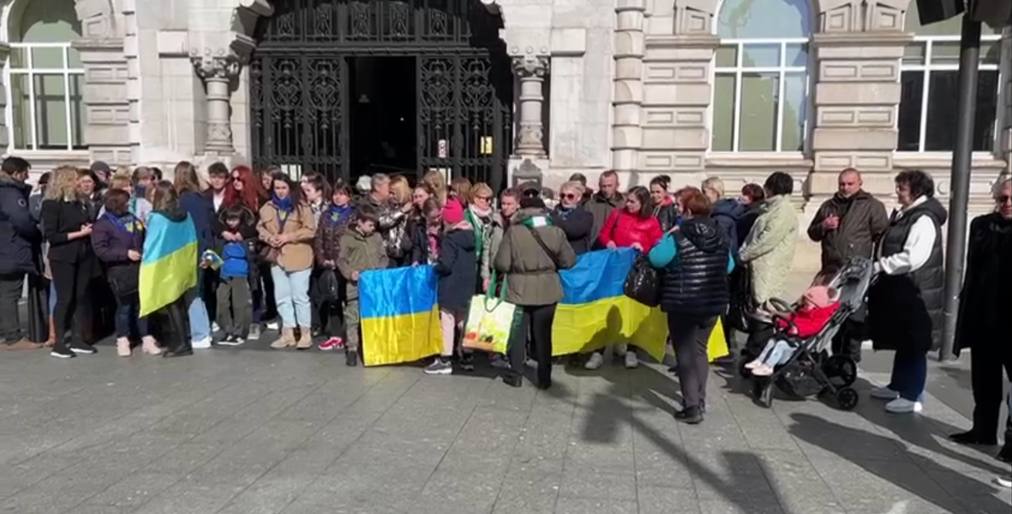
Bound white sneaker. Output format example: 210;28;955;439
625;350;639;369
885;397;923;414
995;476;1011;489
584;352;604;370
192;336;212;349
211;322;221;333
870;386;899;400
266;320;280;331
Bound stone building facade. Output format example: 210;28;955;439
0;0;1009;218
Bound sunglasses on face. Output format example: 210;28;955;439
475;195;492;201
999;195;1011;204
562;193;578;200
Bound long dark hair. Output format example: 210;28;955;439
626;186;653;218
270;172;306;207
150;180;179;213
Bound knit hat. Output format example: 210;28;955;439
355;175;372;194
520;197;546;210
803;285;836;309
90;161;111;175
443;197;465;225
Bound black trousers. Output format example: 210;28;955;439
970;343;1012;439
159;296;191;352
668;313;719;409
744;319;775;357
507;304;556;387
0;272;25;341
50;259;93;351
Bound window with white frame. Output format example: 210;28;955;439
5;0;85;151
712;0;812;152
896;10;1000;152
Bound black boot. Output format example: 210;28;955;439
502;372;522;388
949;429;997;446
675;406;704;424
345;349;358;367
998;430;1012;463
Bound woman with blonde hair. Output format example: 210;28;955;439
172;161;214;349
464;182;505;292
41;166;98;358
422;170;447;205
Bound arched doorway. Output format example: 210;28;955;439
249;0;513;189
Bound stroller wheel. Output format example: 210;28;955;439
836;387;859;411
823;355;858;387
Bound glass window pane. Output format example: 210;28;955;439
32;47;64;68
739;72;779;151
781;72;806;152
34;74;69;149
981;41;999;66
930;42;960;65
716;46;737;68
712;74;736;151
973;71;998;152
67;46;82;68
71;74;85;148
11;74;31;149
718;0;812;38
925;70;958;151
897;71;924;151
741;44;780;68
785;44;807;67
902;43;926;66
9;47;28;68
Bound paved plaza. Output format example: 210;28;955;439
0;336;1009;514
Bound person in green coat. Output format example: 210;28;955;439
494;198;576;389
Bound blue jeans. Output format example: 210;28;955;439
889;349;927;401
271;266;312;328
757;339;794;367
187;269;211;342
115;293;149;338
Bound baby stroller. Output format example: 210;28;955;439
739;257;874;410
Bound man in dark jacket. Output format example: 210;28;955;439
808;168;889;272
808;169;888;361
585;170;625;247
0;157;42;348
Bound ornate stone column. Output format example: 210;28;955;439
191;53;241;155
512;54;549;158
612;0;646;174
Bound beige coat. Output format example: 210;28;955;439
258;202;317;272
739;194;798;306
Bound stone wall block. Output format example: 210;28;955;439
820;1;862;33
613;126;643;149
613;79;644;104
613;149;638;170
811;127;898;150
614;103;643;126
613;31;645;58
815;82;900;106
816;106;895;127
642;107;706;128
673;0;718;35
643;82;710;107
819;60;899;82
640;152;705;171
643;62;709;83
614;58;643;80
814;151;894;173
642;127;707;150
865;0;909;31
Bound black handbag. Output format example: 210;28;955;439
315;268;341;303
726;265;754;332
623;256;660;307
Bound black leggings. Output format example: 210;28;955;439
667;313;718;409
51;259;93;351
508;304;557;387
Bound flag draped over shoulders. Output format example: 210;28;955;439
139;212;198;317
359;265;443;366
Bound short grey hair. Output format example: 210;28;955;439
994;175;1011;199
702;177;724;198
371;173;390;188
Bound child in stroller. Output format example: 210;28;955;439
741;257;873;410
745;283;840;376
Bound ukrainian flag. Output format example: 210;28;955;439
139;212;198;317
360;265;443;366
552;248;669;361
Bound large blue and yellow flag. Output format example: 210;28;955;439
360;265;443;366
552;248;670;361
139;212;198;317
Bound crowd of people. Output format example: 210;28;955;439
0;157;1009;453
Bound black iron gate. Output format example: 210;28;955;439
249;0;513;189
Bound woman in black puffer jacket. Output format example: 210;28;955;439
649;187;731;425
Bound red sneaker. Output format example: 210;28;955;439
319;337;343;351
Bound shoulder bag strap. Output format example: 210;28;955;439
526;225;561;269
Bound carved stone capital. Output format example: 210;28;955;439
190;53;241;81
511;54;549;78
